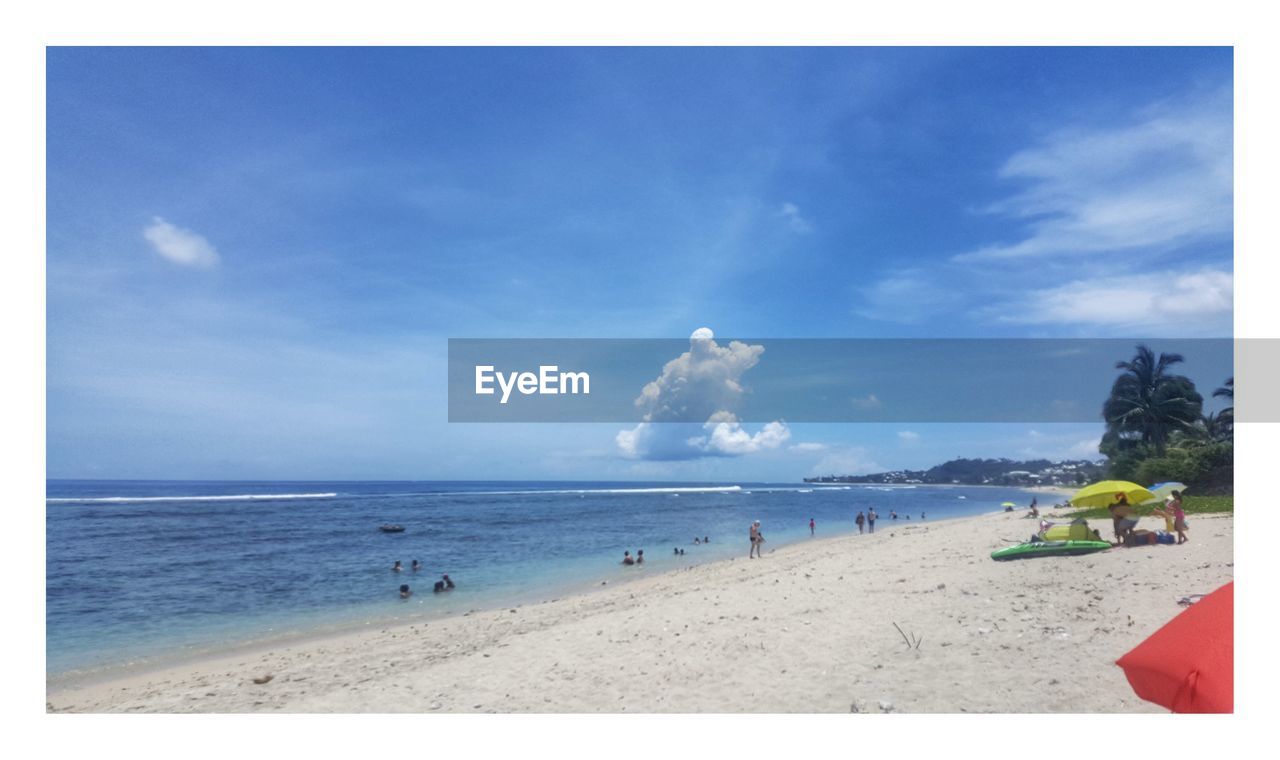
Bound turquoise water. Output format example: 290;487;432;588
46;480;1041;677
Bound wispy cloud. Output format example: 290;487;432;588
143;217;220;268
897;430;920;443
789;442;828;452
808;446;881;477
854;86;1232;335
854;270;961;324
778;202;813;234
987;267;1232;331
955;88;1231;263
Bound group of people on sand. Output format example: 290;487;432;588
1108;490;1189;546
392;559;455;598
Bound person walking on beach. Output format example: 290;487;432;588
855;511;865;534
868;509;877;533
810;517;816;536
749;520;763;558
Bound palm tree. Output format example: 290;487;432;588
1213;377;1234;438
1213;377;1233;403
1103;345;1204;456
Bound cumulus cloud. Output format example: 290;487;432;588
633;328;764;424
143;217;220;268
616;328;790;460
614;420;791;461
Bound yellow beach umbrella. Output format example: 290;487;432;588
1070;480;1156;508
1001;502;1017;507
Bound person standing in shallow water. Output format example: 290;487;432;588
809;517;815;536
855;511;865;534
749;520;763;558
868;509;877;533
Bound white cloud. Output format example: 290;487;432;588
955;88;1232;263
633;328;764;424
616;328;790;461
789;442;828;452
614;420;790;460
897;430;920;443
850;393;882;409
778;202;813;234
989;267;1232;331
854;87;1232;335
143;217;221;268
809;446;881;477
854;269;963;324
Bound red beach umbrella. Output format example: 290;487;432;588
1116;581;1233;713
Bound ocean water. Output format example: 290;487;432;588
46;480;1043;678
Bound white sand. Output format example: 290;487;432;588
47;508;1233;713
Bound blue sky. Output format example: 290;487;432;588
46;47;1234;480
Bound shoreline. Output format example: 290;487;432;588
47;492;1034;686
46;506;991;689
48;504;1233;713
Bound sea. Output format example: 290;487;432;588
46;480;1043;680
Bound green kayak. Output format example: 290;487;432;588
991;540;1112;561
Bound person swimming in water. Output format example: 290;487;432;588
433;574;455;592
637;549;644;564
399;584;412;599
622;551;635;565
392;560;402;573
411;559;421;572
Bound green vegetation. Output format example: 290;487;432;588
1100;345;1232;495
1067;494;1233;521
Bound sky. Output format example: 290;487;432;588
46;47;1234;481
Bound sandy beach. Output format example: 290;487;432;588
47;507;1233;713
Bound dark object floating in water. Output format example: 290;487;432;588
379;525;406;533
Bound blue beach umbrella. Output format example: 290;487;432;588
1144;482;1187;504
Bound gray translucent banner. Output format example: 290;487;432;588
448;337;1251;423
